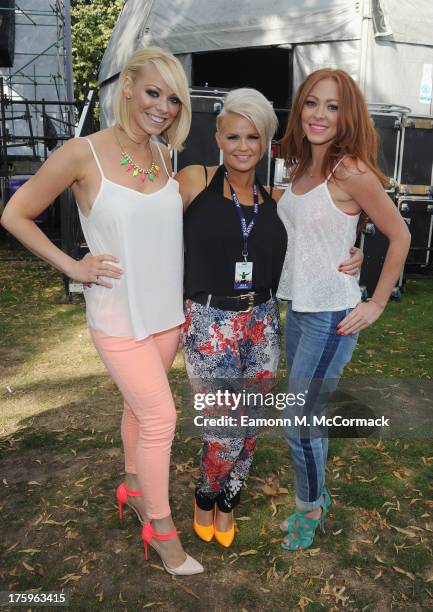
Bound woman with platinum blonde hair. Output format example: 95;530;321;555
1;46;203;575
176;87;363;548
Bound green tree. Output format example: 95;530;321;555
71;0;125;102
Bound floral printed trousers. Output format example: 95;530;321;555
182;297;281;512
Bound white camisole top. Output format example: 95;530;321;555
276;160;362;312
77;138;184;340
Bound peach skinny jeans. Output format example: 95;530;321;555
89;326;180;519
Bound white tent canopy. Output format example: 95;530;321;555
99;0;433;125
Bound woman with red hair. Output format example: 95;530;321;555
276;69;410;550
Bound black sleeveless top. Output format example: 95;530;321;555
184;165;288;297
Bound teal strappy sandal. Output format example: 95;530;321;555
279;486;331;533
280;486;332;551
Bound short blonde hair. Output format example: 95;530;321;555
216;88;278;157
114;47;191;151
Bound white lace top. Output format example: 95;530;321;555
276;168;362;312
77;138;184;340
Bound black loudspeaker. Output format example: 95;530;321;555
357;194;405;300
0;1;15;67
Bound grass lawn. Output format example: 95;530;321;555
0;251;432;611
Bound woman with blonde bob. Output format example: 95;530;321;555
177;87;363;548
1;47;204;575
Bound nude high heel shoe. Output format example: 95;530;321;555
141;522;204;575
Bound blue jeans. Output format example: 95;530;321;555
283;302;358;512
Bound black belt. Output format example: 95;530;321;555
187;289;274;312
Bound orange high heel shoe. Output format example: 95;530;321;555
214;508;235;548
193;499;214;542
116;483;145;524
141;522;204;575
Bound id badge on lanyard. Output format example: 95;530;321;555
224;168;259;291
234;261;253;290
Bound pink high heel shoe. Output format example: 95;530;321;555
116;483;145;525
141;522;204;575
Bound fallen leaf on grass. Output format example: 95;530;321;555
237;516;251;521
424;571;433;583
59;573;82;584
74;477;90;486
28;481;41;486
175;582;200;600
390;524;418;538
143;604;164;609
6;543;18;553
374;555;386;564
149;563;164;572
261;484;289;496
392;566;415;581
19;549;40;555
392;471;404;480
374;570;383;580
239;549;258;557
22;561;34;572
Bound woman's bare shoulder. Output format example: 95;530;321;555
176;164;205;180
47;136;93;170
177;163;218;176
337;157;371;179
176;165;218;209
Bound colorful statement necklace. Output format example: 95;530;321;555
115;129;160;182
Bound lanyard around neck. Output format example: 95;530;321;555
223;167;259;261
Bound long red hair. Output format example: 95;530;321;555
280;69;387;230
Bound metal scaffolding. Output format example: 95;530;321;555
0;0;74;163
